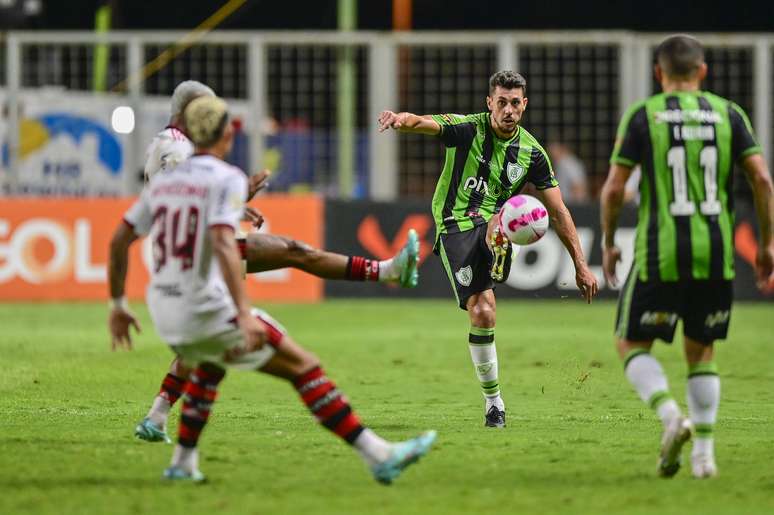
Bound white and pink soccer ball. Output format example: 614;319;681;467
497;194;549;245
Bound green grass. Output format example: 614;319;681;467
1;300;773;515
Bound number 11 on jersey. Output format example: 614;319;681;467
667;145;721;217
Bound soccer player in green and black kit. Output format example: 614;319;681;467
601;35;774;478
378;70;599;428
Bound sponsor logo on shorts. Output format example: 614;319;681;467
455;265;473;287
154;283;182;297
705;310;730;328
640;311;678;327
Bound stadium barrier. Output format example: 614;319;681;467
0;194;323;301
325;200;773;302
3;31;773;201
1;196;769;302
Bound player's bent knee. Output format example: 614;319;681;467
275;336;320;370
469;302;496;327
170;357;192;379
684;336;715;364
616;338;653;360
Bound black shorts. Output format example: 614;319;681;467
435;224;512;310
615;265;733;344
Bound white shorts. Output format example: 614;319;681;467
170;307;287;371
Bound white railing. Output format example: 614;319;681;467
2;30;773;199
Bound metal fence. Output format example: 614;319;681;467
1;30;773;199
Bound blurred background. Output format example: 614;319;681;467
0;0;771;302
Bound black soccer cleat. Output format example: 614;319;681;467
485;405;506;428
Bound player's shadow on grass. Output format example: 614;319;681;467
370;423;413;431
1;436;128;447
0;477;162;489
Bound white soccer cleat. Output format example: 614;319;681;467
657;415;693;478
691;453;718;479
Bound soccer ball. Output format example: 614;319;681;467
497;194;549;245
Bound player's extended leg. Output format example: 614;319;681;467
683;336;719;478
163;362;227;482
466;290;506;428
618;338;691;477
258;331;436;485
135;357;192;443
241;229;419;287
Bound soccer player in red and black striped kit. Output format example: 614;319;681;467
108;95;436;483
135;80;420;445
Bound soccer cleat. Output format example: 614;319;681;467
135;417;171;443
657;416;692;478
371;430;437;485
395;229;420;288
691;453;718;479
489;226;511;283
484;405;506;428
162;466;206;483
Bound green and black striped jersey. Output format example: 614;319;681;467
430;112;558;241
611;91;761;282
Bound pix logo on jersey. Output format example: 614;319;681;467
463;176;504;198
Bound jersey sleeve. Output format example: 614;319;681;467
430;113;478;147
208;170;248;231
143;137;193;181
610;102;647;168
527;146;559;190
123;189;153;236
728;102;762;162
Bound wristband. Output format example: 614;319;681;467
109;296;129;311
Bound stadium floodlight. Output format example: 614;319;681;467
111;106;135;134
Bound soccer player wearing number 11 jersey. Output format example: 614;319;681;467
601;35;774;479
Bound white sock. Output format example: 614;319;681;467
625;351;680;427
468;328;504;411
353;428;392;466
377;258;396;282
687;368;720;457
171;444;199;473
485;395;504;411
656;400;681;427
692;437;714;457
147;396;172;428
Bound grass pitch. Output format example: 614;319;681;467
1;299;773;515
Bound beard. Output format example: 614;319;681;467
498;116;517;134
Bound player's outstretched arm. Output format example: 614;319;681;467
600;163;634;287
538;187;599;303
108;221;142;350
741;153;774;288
377;110;441;135
210;226;266;353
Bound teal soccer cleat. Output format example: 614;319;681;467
135;418;171;443
162;466;206;483
396;229;420;288
371;430;437;485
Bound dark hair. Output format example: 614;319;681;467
489;70;527;96
656;35;704;78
